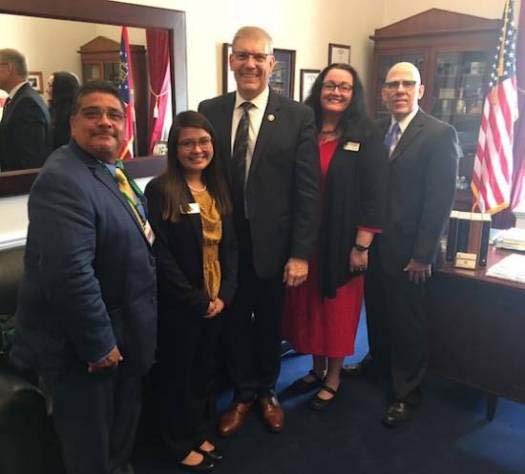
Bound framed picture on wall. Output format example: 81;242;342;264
222;43;235;94
300;69;320;102
328;43;351;65
270;48;296;99
28;71;44;94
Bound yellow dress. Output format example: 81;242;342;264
191;189;222;300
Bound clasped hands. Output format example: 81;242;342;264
204;297;225;318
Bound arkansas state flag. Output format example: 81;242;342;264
118;26;136;159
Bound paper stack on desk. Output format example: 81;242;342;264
486;254;525;284
493;227;525;251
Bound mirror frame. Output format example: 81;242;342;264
0;0;186;197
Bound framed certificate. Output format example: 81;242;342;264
328;43;351;65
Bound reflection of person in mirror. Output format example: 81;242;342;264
11;80;157;474
47;71;80;150
0;48;51;171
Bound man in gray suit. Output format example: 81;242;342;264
363;62;460;427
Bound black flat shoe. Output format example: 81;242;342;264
309;384;338;411
197;446;224;463
288;369;325;394
178;456;215;472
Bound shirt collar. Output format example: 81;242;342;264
234;86;270;110
390;107;419;134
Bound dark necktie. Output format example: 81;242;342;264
384;122;401;158
231;102;253;217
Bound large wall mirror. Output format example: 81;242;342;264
0;0;187;197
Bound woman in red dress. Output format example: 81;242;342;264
282;63;387;409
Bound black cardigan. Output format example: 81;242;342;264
145;176;238;317
319;125;388;298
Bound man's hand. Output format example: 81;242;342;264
283;258;309;287
88;346;123;373
204;298;225;318
403;259;431;284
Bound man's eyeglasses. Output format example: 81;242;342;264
383;80;418;90
322;81;354;93
79;107;125;122
178;137;213;151
231;51;272;63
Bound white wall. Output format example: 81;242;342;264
0;0;521;246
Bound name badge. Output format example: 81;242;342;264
144;220;155;246
181;203;200;214
343;141;360;152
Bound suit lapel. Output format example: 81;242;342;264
248;89;280;178
390;110;425;162
218;94;235;184
183;187;204;246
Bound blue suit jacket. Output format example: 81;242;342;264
12;142;157;376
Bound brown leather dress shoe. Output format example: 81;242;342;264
217;401;254;437
259;395;284;433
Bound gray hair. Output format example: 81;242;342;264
232;26;273;54
0;49;28;78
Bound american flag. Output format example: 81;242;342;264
118;26;136;159
471;0;518;214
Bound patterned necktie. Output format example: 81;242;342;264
231;101;253;216
384;122;401;158
1;97;11;121
114;165;145;229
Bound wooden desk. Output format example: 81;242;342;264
428;247;525;419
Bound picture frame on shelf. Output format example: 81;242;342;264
28;71;44;94
328;43;351;65
299;69;320;102
222;43;235;94
270;48;296;99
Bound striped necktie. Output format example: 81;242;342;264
232;101;253;216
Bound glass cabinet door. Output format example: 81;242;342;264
431;51;490;153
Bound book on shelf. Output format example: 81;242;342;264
445;211;491;268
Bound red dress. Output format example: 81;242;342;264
282;139;364;358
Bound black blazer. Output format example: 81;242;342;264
319;124;388;298
375;109;461;275
0;83;51;171
198;89;320;279
145;176;238;319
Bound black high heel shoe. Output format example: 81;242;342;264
309;384;338;411
178;452;215;472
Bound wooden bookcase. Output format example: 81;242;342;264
369;9;501;210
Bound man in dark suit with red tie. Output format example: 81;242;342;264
199;26;319;436
362;62;461;427
0;48;50;171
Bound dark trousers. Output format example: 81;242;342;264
225;221;285;401
157;314;221;462
41;367;141;474
365;250;428;401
